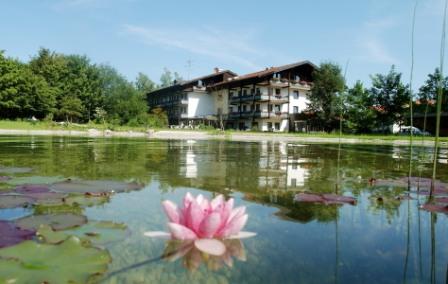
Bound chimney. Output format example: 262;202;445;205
214;67;220;73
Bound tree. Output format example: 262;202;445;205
135;72;155;95
307;62;345;132
0;51;55;119
418;68;448;111
98;65;148;125
369;66;410;131
58;96;84;122
159;68;183;88
345;81;376;133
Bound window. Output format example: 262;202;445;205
256;104;260;112
293;90;299;99
238;106;241;112
275;123;280;130
267;122;273;130
253;122;258;129
229;91;234;98
275;105;281;112
181;107;187;114
291;178;297;187
275;89;281;95
243;89;247;96
243;105;247;112
256;88;260;94
268;104;273;112
293;106;299;113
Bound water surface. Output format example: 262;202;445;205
0;136;447;283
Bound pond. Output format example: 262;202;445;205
0;136;447;283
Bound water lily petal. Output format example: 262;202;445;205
227;206;246;225
198;212;221;238
162;200;180;223
194;239;226;256
211;195;224;210
167;223;197;240
143;231;171;239
221;214;248;237
186;199;206;233
226;231;257;239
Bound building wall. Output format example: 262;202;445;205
289;89;310;113
187;91;215;118
211;89;229;115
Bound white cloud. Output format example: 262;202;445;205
122;24;262;70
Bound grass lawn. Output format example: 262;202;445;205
0;120;447;142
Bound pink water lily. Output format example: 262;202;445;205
144;193;256;256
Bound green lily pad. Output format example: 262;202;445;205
0;167;32;174
15;214;87;231
36;224;69;244
51;179;144;194
33;203;84;215
0;195;35;209
6;176;65;186
63;194;110;207
26;192;68;206
37;221;128;246
0;236;111;284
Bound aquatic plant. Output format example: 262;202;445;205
144;193;255;255
432;0;448;193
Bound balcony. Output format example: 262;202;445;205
180;113;189;119
229;93;271;104
180;99;188;105
270;95;288;103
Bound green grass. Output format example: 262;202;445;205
0;120;447;143
0;120;151;132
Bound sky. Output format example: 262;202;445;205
0;0;446;89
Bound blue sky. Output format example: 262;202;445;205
0;0;446;89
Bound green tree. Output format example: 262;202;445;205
58;96;84;122
418;68;448;111
307;62;345;132
159;68;183;88
135;72;155;95
369;66;411;131
0;51;55;119
345;81;376;133
98;65;148;125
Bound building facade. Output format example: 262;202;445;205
147;61;316;131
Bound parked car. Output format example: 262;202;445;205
399;126;431;136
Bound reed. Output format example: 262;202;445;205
431;0;448;194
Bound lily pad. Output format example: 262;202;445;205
0;166;32;174
38;221;128;246
0;176;11;181
15;213;87;231
14;184;50;194
294;193;356;205
0;195;35;209
63;194;110;207
6;176;65;186
51;179;144;194
33;204;83;215
421;203;448;214
0;221;35;248
25;192;67;206
0;236;111;283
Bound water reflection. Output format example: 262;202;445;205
163;239;247;271
1;137;448;283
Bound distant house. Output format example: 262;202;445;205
146;69;236;127
147;61;316;132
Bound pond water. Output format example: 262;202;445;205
0;136;447;283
